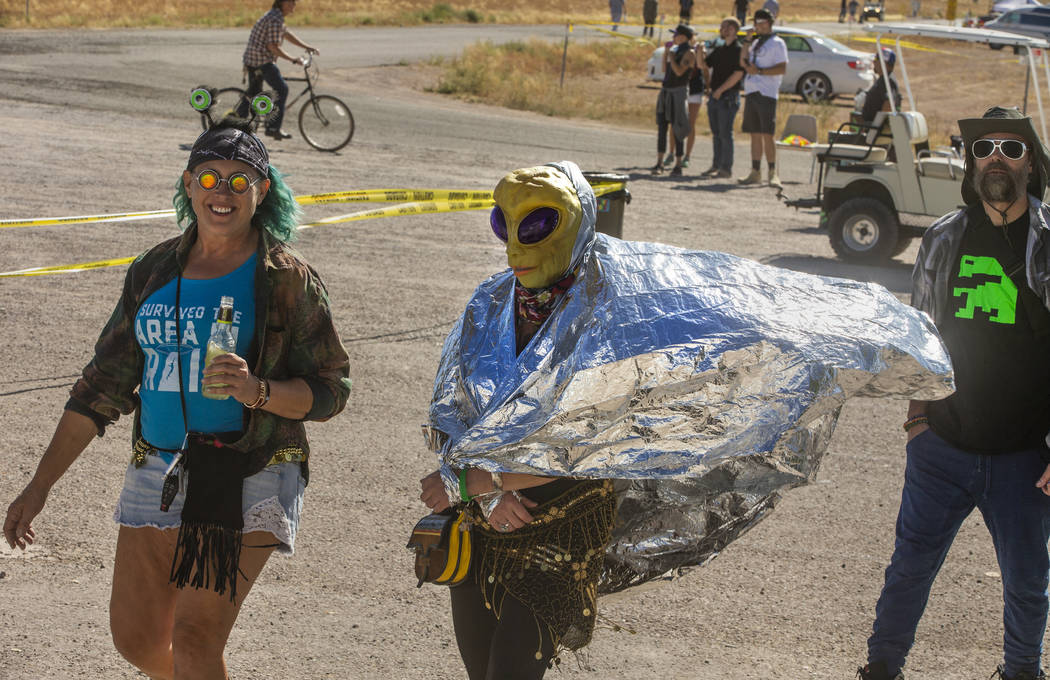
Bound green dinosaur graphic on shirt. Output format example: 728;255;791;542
952;255;1017;324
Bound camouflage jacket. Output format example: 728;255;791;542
68;224;352;481
912;196;1050;324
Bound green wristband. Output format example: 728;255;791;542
458;468;472;502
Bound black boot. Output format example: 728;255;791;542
857;661;904;680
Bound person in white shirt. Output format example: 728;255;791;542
737;8;788;188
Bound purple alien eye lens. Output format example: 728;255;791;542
490;206;508;241
516;207;560;245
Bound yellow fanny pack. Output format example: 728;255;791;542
406;509;472;587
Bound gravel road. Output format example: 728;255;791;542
0;24;1013;680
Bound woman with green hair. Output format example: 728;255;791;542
4;121;351;678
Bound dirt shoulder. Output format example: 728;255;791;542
0;27;1017;680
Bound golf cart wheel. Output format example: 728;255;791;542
828;197;900;262
799;72;832;103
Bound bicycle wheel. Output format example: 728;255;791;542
200;87;249;132
298;94;354;152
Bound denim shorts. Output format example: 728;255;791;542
113;453;305;555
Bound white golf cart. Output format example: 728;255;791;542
786;23;1050;262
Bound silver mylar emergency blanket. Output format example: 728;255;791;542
425;233;953;596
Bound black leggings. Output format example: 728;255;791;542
449;581;555;680
657;122;685;157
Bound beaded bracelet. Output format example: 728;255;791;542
902;415;928;432
458;468;473;503
242;378;269;410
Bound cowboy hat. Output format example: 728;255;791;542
958;105;1050;205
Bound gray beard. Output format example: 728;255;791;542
977;164;1027;204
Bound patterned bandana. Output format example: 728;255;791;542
514;271;577;325
186;125;269;177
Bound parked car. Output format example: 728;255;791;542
984;5;1050;46
993;0;1042;14
646;26;875;102
963;0;1041;28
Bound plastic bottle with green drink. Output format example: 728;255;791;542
202;296;236;400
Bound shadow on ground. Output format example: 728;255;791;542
762;253;913;295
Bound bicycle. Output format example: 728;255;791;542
192;55;355;152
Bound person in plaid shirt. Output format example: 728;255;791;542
4;122;351;678
243;0;319;140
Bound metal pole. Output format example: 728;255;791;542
876;38;895;114
26;0;29;22
1023;57;1031;115
1041;48;1050;138
894;36;916;111
560;22;569;89
1026;45;1048;141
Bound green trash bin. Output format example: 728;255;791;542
583;172;631;239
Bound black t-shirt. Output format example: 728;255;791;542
663;43;693;88
927;206;1050;453
705;41;744;93
860;75;901;123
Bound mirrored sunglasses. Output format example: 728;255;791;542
972;138;1028;161
195;169;265;194
490;206;561;244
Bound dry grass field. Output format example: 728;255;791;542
427;32;1038;149
1;0;992;28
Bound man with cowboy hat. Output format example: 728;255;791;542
858;106;1050;680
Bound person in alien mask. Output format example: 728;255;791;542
419;161;954;679
420;163;615;679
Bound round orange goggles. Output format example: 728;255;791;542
195;169;265;194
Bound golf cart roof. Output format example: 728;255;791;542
862;21;1050;139
863;22;1050;49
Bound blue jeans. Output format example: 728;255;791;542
707;92;740;172
868;428;1050;677
245;62;289;132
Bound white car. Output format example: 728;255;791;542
993;0;1042;15
646;26;875;102
984;5;1050;45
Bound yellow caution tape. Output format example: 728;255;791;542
578;19;662;28
0;184;626;277
299;199;494;230
296;189;495;206
0;256;137;278
588;25;654;42
0;210;175;229
2;184;623;230
847;36;954;54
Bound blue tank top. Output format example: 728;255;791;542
136;254;257;450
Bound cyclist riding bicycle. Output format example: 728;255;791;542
242;0;319;141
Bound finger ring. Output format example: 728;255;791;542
500;522;510;531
